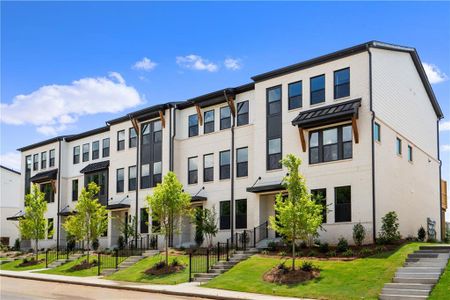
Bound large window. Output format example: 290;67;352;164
267;86;281;115
82;143;89;162
73;146;80;164
188;114;198;137
129;128;137;148
49;149;55;167
235;199;247;229
309;125;352;164
220;200;230;230
85;170;108;205
41;152;47;169
33;154;39;170
408;145;413;162
72;179;78;201
117;130;125;151
102;138;110;157
334;68;350;99
311;189;327;223
310;74;325;104
92;141;99;160
129;166;137;191
396;137;402;155
204;110;215;134
267;86;282;170
374;122;381;142
237;101;249;126
288;81;302;110
188;156;198;184
220;106;231;130
47;218;54;239
268;138;282;170
40;183;54;203
116;168;124;193
219;150;230;180
203;154;214;182
236;147;248;177
335;186;351;222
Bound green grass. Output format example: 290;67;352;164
38;255;100;277
0;254;46;271
204;242;431;300
429;261;450;300
106;254;189;285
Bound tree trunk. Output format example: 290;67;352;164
35;238;39;261
165;234;169;266
292;225;296;271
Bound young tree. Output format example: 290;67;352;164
194;208;205;247
63;182;108;260
19;184;50;260
120;215;137;244
202;207;218;248
269;154;323;270
146;171;191;266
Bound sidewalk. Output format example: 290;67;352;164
0;269;307;300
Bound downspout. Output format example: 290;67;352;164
130;115;140;248
368;46;377;244
224;90;235;244
437;120;442;241
170;106;177;172
56;138;62;251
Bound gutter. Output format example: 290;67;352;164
224;90;235;243
56;139;62;251
437;120;443;240
170;107;177;171
128;114;140;248
368;46;377;244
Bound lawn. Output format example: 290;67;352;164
0;254;46;271
106;254;189;285
38;255;100;277
204;242;431;300
429;261;450;300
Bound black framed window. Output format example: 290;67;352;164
153;121;162;143
237;101;249;126
288;81;302;110
82;143;89;162
374;122;381;142
220;200;230;230
92;141;99;160
188;157;198;184
309;125;352;164
102;138;110;157
47;218;54;239
49;149;55;167
236;147;248;177
153;161;162;186
311;189;327;223
235;199;247;229
84;170;108;205
117;130;125;151
142;123;151;145
140;208;149;234
41;152;47;169
334;68;350;99
141;164;150;189
204;110;215;134
335;186;351;222
310;74;325;104
72;179;78;201
268;138;282;170
266;86;282;170
129;128;137;148
219;150;230;180
220;106;231;130
267;86;281;115
188;114;198;137
128;166;137;191
116;168;124;193
25;155;31;195
408;145;413;162
73;146;80;164
33;154;39;170
40;183;54;203
203;154;214;182
396;137;402;155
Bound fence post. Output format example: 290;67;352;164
206;248;209;273
265;221;268;239
217;242;220;261
140;237;143;251
189;253;192;282
235;233;238;250
226;240;229;261
115;249;119;269
253;228;256;248
97;252;100;276
66;248;69;260
57;248;59;260
45;250;48;268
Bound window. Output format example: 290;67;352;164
188;157;198;184
141;164;150;189
288;81;302;109
334;68;350;99
102;138;110;157
117;130;125;151
73;146;80;164
374;122;381;142
396;138;402;155
47;218;54;239
129;166;137;191
408;145;413;162
204;110;215;134
268;138;282;170
203;154;214;182
82;143;89;162
92;141;99;160
140;208;149;233
188;114;198;137
220;106;231;130
33;154;39;171
84;170;108;205
311;189;327;223
266;86;282;170
267;86;281;115
309;125;352;164
236;147;248;177
116;168;124;193
129;128;137;148
335;186;351;222
72;179;78;201
49;149;55;167
235;199;247;229
153;161;162;186
237;101;249;126
25;155;32;195
310;74;325;104
40;183;54;203
41;152;47;169
220;200;230;230
153;121;162;143
219;150;230;180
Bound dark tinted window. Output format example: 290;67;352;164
288;81;302;109
188;114;198;137
82;143;89;162
220;106;231;130
220;200;230;230
49;149;55;167
102;138;110;157
268;138;282;170
203;154;214;182
92;141;99;160
235;199;247;229
188;157;198;184
129;166;137;191
219;150;230;180
408;145;413;162
237;101;249;126
334;68;350;99
267;86;281;115
236;147;248;177
309;125;352;164
117;130;125;151
33;154;39;170
73;146;80;164
310;74;325;104
72;179;78;201
204;110;215;134
40;183;54;203
140;208;149;234
129;128;137;148
116;168;124;193
41;152;47;169
335;186;351;222
396;138;402;155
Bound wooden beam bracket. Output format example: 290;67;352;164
298;127;306;152
352;116;359;144
195;104;203;126
131;117;139;134
159;110;166;128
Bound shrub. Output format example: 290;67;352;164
171;257;181;267
267;241;277;252
300;261;314;272
318;242;329;253
67;235;76;251
13;239;20;251
352;223;366;246
378;211;401;244
359;248;372;257
299;241;307;249
23;258;29;263
261;250;269;255
307;250;316;257
342;249;354;257
278;251;287;257
336;237;349;252
277;262;289;274
327;250;336;257
92;238;99;251
375;245;387;253
417;226;426;242
117;236;125;250
154;260;166;270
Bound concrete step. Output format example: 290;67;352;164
393;277;439;284
415;249;450;254
404;261;447;267
381;288;430;296
405;258;448;263
101;268;117;276
396;267;444;273
193;273;219;279
407;253;439;258
394;273;440;279
419;245;450;251
383;283;434;290
379;294;428;300
209;269;227;274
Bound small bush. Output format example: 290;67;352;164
261;250;269;255
405;235;416;241
336;237;349;252
267;241;277;252
117;236;125;250
300;261;314;272
378;211;401;244
342;249;354;257
277;262;289;274
375;245;387;253
359;248;372;256
327;250;337;257
418;226;426;242
92;239;99;251
427;237;437;243
23;258;29;263
278;251;287;257
13;239;20;251
154;260;166;270
307;250;316;257
299;241;307;249
171;258;181;267
318;242;329;253
352;223;366;246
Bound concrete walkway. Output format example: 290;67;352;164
0;269;308;300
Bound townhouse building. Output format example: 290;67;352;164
1;165;21;247
13;41;444;249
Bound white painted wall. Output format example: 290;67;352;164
0;167;21;246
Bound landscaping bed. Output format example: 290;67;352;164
0;254;46;271
38;255;99;277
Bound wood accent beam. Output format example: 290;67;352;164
131;117;139;135
195;104;203;126
352;116;359;144
51;179;57;194
226;96;236;117
159;110;166;128
298;127;306;152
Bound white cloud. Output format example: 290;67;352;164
0;151;21;172
442;145;450;152
224;58;242;70
422;62;448;84
132;57;157;71
1;72;143;136
176;55;218;72
440;121;450;132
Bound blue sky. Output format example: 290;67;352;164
1;2;449;193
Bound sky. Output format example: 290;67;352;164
1;2;450;217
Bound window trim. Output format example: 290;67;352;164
49;149;55;167
116;168;124;193
188;156;198;185
219;150;231;180
41;151;47;169
117;130;125;151
333;67;350;100
236;100;249;126
309;124;352;164
102;138;110;157
236;147;248;178
33;154;39;171
235;199;247;229
188;114;199;137
407;145;413;162
219;200;231;230
129;128;137;148
266;85;282;171
203;153;214;182
73;146;80;164
396;137;402;156
92;140;100;160
334;185;351;223
288;80;303;110
310;74;326;105
72;179;78;201
128;165;137;191
203;110;215;134
374;122;381;142
220;106;231;130
82;143;90;162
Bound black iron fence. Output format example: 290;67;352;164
45;247;85;268
188;241;232;281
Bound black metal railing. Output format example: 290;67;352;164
235;230;252;251
45;246;85;268
253;221;269;248
188;241;232;281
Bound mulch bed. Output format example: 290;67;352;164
263;267;320;284
69;260;97;271
144;264;185;275
18;259;43;267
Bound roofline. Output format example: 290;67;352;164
0;165;21;175
65;126;110;142
17;136;68;152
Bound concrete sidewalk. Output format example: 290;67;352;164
0;270;307;300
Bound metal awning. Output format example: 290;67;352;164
6;210;25;221
191;195;207;203
58;205;76;216
80;160;110;174
30;169;58;183
246;176;286;193
106;195;131;210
